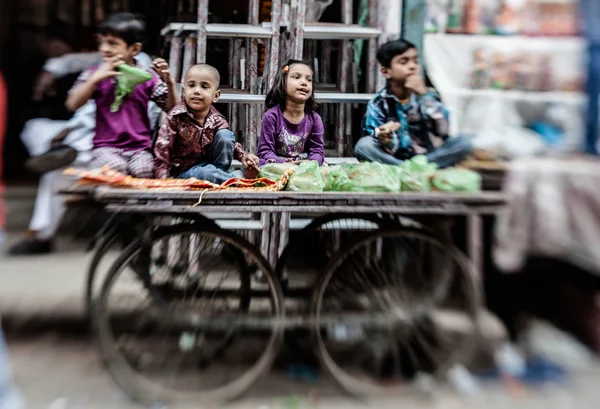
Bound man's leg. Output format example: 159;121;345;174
354;136;403;165
90;147;128;173
19;118;67;156
8;170;71;255
208;129;236;171
179;164;232;184
127;150;154;178
426;135;473;169
0;321;22;409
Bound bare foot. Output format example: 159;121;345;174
243;167;259;179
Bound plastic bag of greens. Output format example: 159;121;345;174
324;166;353;192
346;162;400;192
400;154;438;173
432;168;482;192
400;155;438;192
258;162;298;181
285;161;326;192
110;64;153;112
401;172;432;192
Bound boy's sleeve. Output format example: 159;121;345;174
417;89;450;139
257;112;286;166
362;99;386;140
154;116;177;179
150;77;169;112
362;98;400;152
69;68;96;96
306;113;325;165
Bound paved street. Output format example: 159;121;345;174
2;235;600;409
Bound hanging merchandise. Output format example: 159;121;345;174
480;0;497;34
494;0;520;36
463;0;481;34
470;48;490;89
520;0;540;36
438;0;580;37
490;52;509;90
446;0;465;33
537;0;579;37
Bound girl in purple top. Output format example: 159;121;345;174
257;60;325;166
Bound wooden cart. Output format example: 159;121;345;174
80;187;505;405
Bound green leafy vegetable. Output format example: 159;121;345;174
110;64;153;112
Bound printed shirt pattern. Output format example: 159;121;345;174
361;86;450;159
154;101;244;178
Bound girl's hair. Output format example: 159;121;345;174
265;59;318;114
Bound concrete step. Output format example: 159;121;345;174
3;185;37;231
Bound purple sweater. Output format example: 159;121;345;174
72;63;169;151
257;105;325;166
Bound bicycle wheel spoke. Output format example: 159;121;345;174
95;224;283;405
313;228;481;396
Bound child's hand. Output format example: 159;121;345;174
90;55;125;83
378;121;401;145
152;58;174;84
405;74;427;96
242;154;260;170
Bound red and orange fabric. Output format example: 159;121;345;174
63;167;293;192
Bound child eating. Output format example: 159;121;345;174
65;12;179;178
354;39;472;168
154;64;259;182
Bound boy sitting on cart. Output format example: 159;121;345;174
354;39;472;168
154;64;259;183
65;12;179;178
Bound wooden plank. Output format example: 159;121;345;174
196;0;208;63
182;34;197;79
467;212;483;281
268;213;281;267
169;35;183;83
291;0;306;59
104;204;504;216
367;0;378;93
93;187;506;204
267;0;282;90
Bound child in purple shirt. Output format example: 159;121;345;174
257;60;325;166
66;13;179;178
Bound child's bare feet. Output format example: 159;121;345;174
243;167;259;179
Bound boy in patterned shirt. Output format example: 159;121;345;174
154;64;259;183
66;12;179;178
355;39;472;168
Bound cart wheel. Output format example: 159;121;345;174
311;228;481;397
85;215;219;322
275;213;401;285
85;226;121;321
94;224;284;405
275;214;422;359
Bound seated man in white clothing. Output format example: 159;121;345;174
0;319;22;409
8;51;160;255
